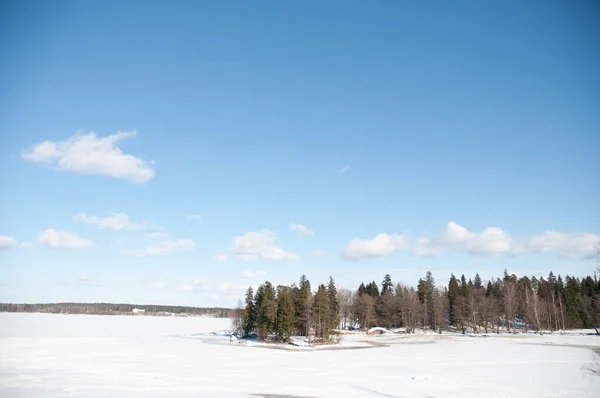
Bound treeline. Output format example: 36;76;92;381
238;270;600;340
347;271;600;334
233;276;340;342
0;302;231;317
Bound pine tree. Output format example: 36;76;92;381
312;284;331;340
474;273;482;289
295;275;312;336
327;277;340;330
256;282;277;340
381;274;393;295
447;274;459;326
243;286;255;336
276;286;296;341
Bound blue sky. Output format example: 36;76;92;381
1;1;598;307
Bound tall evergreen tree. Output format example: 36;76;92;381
312;284;331;340
243;286;255;335
276;286;296;341
256;282;277;340
381;274;393;295
295;275;312;336
327;277;340;330
447;274;459;326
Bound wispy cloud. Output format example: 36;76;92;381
75;212;147;231
22;130;154;184
123;239;195;257
187;214;202;221
38;229;94;250
290;223;315;237
342;233;408;261
0;236;18;251
338;164;351;174
214;254;228;262
230;229;298;262
144;232;168;240
240;270;267;279
181;278;206;292
412;221;599;259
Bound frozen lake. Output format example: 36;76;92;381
1;313;599;397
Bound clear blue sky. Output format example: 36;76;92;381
1;0;598;307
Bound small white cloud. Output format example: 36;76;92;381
78;273;91;281
338;165;351;174
342;233;407;261
290;223;315;237
144;232;168;240
412;237;441;258
20;242;35;249
124;239;195;257
240;270;267;279
22;130;154;183
219;282;249;291
187;214;202;221
74;212;147;231
309;249;323;256
181;278;206;292
38;229;94;250
0;236;18;251
231;229;298;262
214;254;228;262
153;281;167;290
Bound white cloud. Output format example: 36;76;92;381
153;281;167;290
74;212;147;231
219;282;249;291
342;233;408;261
309;249;323;256
181;278;206;292
78;273;91;281
0;236;18;251
124;239;195;257
38;229;94;250
413;221;599;259
187;214;202;221
20;242;35;249
290;223;315;237
214;254;228;262
339;164;351;174
240;270;267;279
144;232;168;240
231;229;298;262
512;231;598;258
22;130;154;184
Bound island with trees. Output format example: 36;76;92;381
234;270;600;345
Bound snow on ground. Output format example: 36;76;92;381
1;313;599;398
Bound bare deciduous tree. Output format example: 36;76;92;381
337;288;354;329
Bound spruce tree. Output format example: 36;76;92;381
243;286;255;336
256;282;277;340
295;275;312;336
447;274;460;326
327;276;340;330
312;284;331;340
276;286;296;341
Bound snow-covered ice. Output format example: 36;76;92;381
1;313;599;397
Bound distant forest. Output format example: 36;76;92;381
235;270;600;342
0;302;231;317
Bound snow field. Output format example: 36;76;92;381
0;313;599;397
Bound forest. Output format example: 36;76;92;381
236;270;600;342
0;302;231;317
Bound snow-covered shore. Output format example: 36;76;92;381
1;313;599;397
